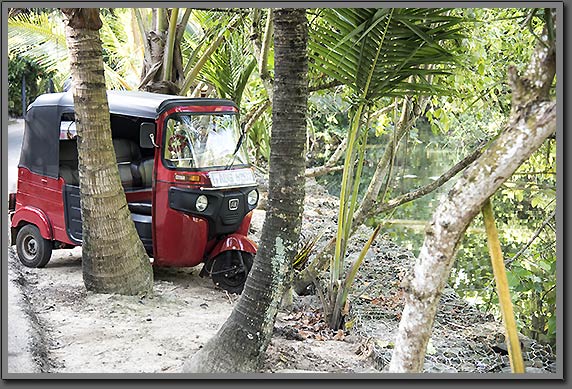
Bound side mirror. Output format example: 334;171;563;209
140;122;158;148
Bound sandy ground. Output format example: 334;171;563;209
7;181;380;374
7;245;375;374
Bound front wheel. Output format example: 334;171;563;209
15;224;52;268
210;251;254;294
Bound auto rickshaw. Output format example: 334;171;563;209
9;90;259;293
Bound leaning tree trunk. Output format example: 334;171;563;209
388;10;556;372
62;8;154;295
184;8;308;373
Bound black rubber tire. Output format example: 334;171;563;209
15;224;52;268
211;251;254;294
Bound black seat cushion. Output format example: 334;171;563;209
137;158;154;188
113;139;141;188
113;139;142;163
59;140;79;185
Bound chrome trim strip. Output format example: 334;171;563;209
200;184;258;191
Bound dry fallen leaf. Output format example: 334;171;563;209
333;329;345;341
298;330;311;340
341;301;350;316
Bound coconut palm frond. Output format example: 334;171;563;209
292;230;326;271
201;32;256;104
309;8;466;102
8;11;68;75
103;62;134;90
100;9;143;89
9;10;141;90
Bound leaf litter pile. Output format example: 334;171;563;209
262;178;556;374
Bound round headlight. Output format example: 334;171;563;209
247;190;259;206
196;195;208;212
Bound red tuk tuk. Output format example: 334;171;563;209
9;90;259;293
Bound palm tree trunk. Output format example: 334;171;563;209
137;8;181;94
62;8;153;295
184;8;308;373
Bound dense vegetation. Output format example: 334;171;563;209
8;7;556;346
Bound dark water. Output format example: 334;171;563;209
316;119;465;256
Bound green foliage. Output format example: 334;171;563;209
99;9;145;88
8;9;143;90
8;7;557;345
424;8;544;149
306;91;351;167
8;55;55;116
8;10;67;77
245;110;271;163
308;8;468;330
309;8;465;102
201;31;256;104
453;140;556;346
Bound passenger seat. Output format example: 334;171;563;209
137;158;154;188
59;140;79;186
112;139;141;189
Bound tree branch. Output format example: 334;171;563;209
243;98;271;133
367;141;487;217
179;15;240;95
250;9;274;101
505;209;556;266
162;8;179;81
304;165;345;178
176;8;192;42
353;95;428;228
309;80;343;92
305;137;347;178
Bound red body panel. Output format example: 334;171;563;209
11;168;75;245
152;179;209;267
208;232;258;261
11;206;53;240
125;189;152;203
236;211;253;237
151;104;253;267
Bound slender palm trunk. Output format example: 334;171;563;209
184;8;308;373
62;8;153;295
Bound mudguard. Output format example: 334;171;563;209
11;206;53;241
208;233;257;260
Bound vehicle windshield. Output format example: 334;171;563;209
163;112;248;169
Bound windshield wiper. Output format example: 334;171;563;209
225;129;246;170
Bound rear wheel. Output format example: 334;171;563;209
16;224;52;268
210;251;254;294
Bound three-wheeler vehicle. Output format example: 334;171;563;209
9;90;259;293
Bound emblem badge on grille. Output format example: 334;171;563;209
228;198;239;211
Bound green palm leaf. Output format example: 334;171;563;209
201;31;256;104
309;8;466;101
8;12;68;75
9;10;137;90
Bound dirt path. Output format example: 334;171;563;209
7;244;375;373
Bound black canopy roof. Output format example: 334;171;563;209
19;91;238;179
30;90;238;119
